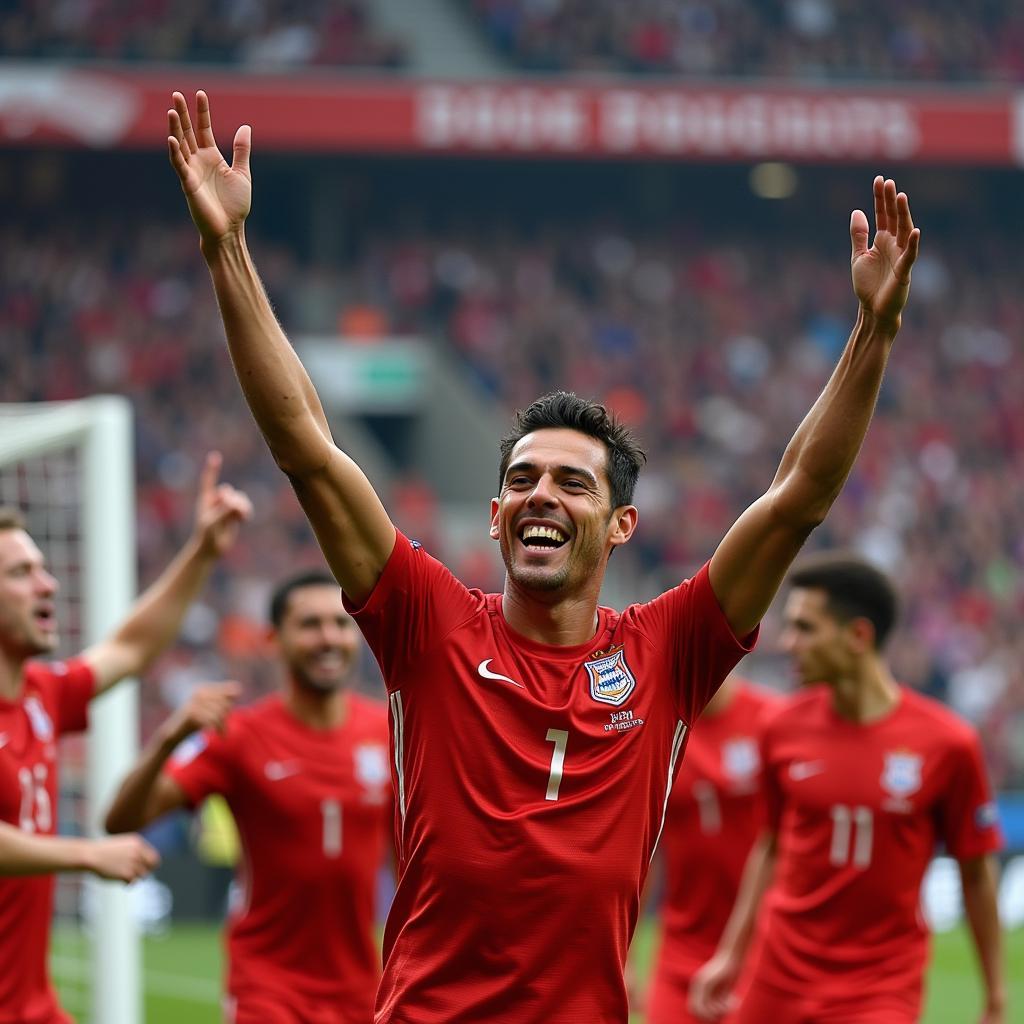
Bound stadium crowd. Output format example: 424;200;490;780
466;0;1024;81
0;0;405;68
2;195;1022;788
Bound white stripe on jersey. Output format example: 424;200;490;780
389;691;407;835
650;720;688;863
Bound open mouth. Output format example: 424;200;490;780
518;524;569;551
33;606;56;630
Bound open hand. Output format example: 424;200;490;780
193;451;253;558
166;681;243;745
688;950;740;1021
850;175;921;333
168;91;251;248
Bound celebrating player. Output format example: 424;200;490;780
168;88;919;1022
644;674;779;1024
105;571;392;1024
0;452;250;1024
690;554;1005;1024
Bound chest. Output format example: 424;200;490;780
0;696;59;831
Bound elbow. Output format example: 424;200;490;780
766;475;835;535
103;804;133;835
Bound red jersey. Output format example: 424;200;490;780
0;659;95;1024
349;533;756;1024
167;692;392;1019
743;684;1003;1016
647;681;779;1024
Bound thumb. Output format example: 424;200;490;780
850;209;869;261
232;124;252;178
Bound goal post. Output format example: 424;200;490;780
0;396;140;1024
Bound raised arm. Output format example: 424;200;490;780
81;452;251;694
105;681;239;834
709;177;920;637
168;91;395;603
0;822;158;883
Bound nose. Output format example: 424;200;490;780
36;568;58;596
778;627;797;654
526;473;558;508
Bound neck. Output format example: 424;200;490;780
0;649;26;702
829;654;899;723
284;683;349;730
500;576;601;646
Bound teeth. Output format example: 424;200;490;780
521;525;567;543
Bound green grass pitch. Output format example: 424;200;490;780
53;920;1021;1022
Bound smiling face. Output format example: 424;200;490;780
490;428;637;596
273;584;360;694
0;528;60;661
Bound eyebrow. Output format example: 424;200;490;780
504;461;600;486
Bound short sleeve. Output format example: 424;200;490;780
52;658;96;736
345;532;483;690
165;724;237;809
628;563;758;725
936;730;1004;862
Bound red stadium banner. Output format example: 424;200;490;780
0;64;1021;165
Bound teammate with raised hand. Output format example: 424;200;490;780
169;88;920;1023
0;452;250;1023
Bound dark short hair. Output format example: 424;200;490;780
498;391;647;509
788;553;899;649
269;570;341;627
0;507;26;532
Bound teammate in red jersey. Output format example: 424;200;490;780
690;554;1006;1024
0;454;250;1024
105;571;392;1024
167;88;919;1022
644;674;779;1024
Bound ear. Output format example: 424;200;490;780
608;505;639;548
489;497;500;541
846;617;875;655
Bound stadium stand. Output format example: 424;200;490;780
464;0;1024;81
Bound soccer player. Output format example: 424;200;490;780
104;570;392;1024
690;554;1006;1024
167;89;919;1022
0;452;251;1024
644;674;779;1024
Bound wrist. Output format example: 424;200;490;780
157;718;192;752
201;227;246;265
856;305;901;341
71;838;97;874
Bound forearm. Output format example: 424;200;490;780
0;822;94;876
204;232;332;475
961;858;1006;1014
714;832;776;965
104;724;183;834
770;308;896;526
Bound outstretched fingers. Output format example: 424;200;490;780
894;227;921;281
232;124;252;178
850;209;870;261
195;90;216;149
894;191;914;249
172;92;198;157
198;451;222;502
872;175;886;236
167;135;189;181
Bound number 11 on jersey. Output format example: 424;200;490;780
545;729;569;801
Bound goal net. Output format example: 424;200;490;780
0;397;140;1024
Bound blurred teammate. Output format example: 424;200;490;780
690;554;1005;1024
105;571;392;1024
645;674;779;1024
168;89;919;1022
0;453;250;1024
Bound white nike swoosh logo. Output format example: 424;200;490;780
789;760;825;781
477;659;525;688
264;761;301;781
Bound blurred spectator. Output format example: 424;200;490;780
466;0;1024;82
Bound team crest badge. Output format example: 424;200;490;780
881;751;923;798
722;738;760;781
584;644;636;706
354;744;389;788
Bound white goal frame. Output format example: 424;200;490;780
0;396;139;1024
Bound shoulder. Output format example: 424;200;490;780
897;687;978;750
737;679;784;713
761;686;827;733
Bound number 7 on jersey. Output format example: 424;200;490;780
545;729;569;801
